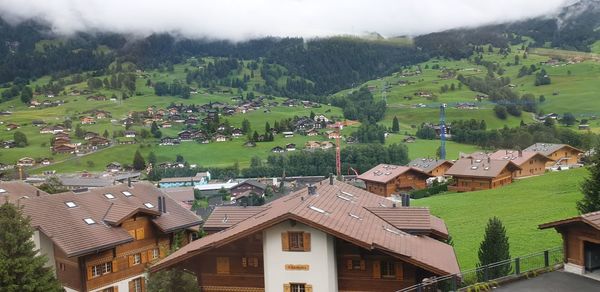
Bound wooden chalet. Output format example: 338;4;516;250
540;211;600;276
524;143;584;167
445;157;521;192
53;144;77;154
230;180;268;200
487;150;553;178
17;157;36;167
21;182;201;292
151;179;459;292
408;158;454;177
0;181;48;202
357;164;432;197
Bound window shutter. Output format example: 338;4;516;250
305;284;313;292
303;232;311;252
216;257;230;274
141;252;148;264
128;255;134;267
86;266;93;280
360;260;366;271
346;259;353;270
281;232;290;251
283;284;291;292
136;228;145;240
141;276;145;291
112;259;119;272
128;280;134;292
114;286;119;292
372;260;381;279
395;262;403;280
148;250;154;261
159;246;166;258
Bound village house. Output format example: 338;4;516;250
285;143;296;151
106;162;122;172
215;134;229;142
52;144;77;154
178;130;193;141
85;136;111;147
17;157;36;167
159;137;180;146
6;123;20;131
53;136;72;147
80;116;96;125
304;141;321;150
86;95;107;101
487;150;553;178
231;128;243;138
31;120;47;127
151;179;459;292
271;146;285;153
161;121;172;128
408;158;454;177
20;182;201;292
40;125;67;134
539;212;600;278
306;128;319;136
124;130;137;138
358;164;433;197
445;157;521;192
524;143;584;167
320;141;335;150
229;180;268;201
0;181;48;202
84;132;99;140
282;131;294;138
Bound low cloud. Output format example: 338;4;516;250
0;0;570;41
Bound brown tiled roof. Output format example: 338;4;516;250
487;150;552;166
152;179;459;276
366;207;448;239
203;206;267;231
357;164;432;184
539;211;600;231
162;187;195;202
445;158;521;178
0;181;48;203
524;143;584;157
21;182;201;257
408;158;454;174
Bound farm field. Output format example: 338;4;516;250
413;168;587;269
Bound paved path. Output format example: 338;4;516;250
495;271;600;292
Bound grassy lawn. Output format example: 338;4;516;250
413;168;587;269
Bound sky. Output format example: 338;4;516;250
0;0;572;41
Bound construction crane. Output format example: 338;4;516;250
439;103;447;160
335;122;342;177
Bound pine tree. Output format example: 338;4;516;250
147;151;157;166
577;148;600;213
477;217;511;281
391;116;400;133
0;202;63;291
265;122;271;133
133;150;146;170
103;129;110;138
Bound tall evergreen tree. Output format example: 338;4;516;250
20;86;33;104
577;148;600;213
133;150;146;170
477;217;511;281
391;116;400;133
265;122;271;133
0;202;63;291
147;151;157;166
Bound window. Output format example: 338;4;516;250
122;191;133;197
289;232;304;251
347;259;365;270
104;193;115;199
83;218;96;225
291;283;306;292
144;202;154;208
65;201;77;208
91;262;112;278
152;248;159;260
59;263;66;271
381;261;396;278
131;278;142;292
133;253;141;265
101;288;114;292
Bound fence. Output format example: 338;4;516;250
396;246;563;292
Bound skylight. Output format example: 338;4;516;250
122;191;133;197
65;201;77;208
0;188;6;193
383;226;401;235
144;202;154;208
336;194;352;202
104;193;115;199
349;213;362;220
341;191;355;197
471;166;478;170
83;218;96;225
309;205;328;214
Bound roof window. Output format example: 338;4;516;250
144;202;154;208
65;201;77;208
104;193;115;199
83;218;96;225
309;205;328;215
122;191;133;197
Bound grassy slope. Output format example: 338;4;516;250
413;168;586;269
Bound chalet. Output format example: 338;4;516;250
2;140;15;149
294;118;315;131
282;131;294;138
346;136;357;144
358;164;433;197
20;182;201;292
271;146;285;153
80;116;96;125
6;123;19;131
445;157;521;192
87;109;111;119
161;122;172;128
244;141;257;148
160;137;180;146
53;144;77;154
0;181;48;203
217;124;228;132
231;128;243;138
185;118;198;126
314;114;329;123
327;131;341;139
117;137;136;145
17;157;36;167
215;134;229;142
304;141;321;150
151;179;459;292
54;137;72;147
524;143;584;167
106;162;122;172
403;136;417;143
229;180;268;200
158;172;211;188
408;158;454;177
0;163;13;170
306;128;319;136
54;132;70;139
285;143;296;151
124;130;137;138
86;136;111;147
178;130;193;141
31;120;47;127
320;141;334;150
86;95;107;101
487;150;553;178
40;125;66;134
84;132;99;140
41;158;51;165
539;212;600;277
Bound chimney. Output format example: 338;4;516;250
128;177;131;188
329;173;334;185
308;185;317;196
392;202;397;208
518;150;523;157
487;157;491;163
158;196;163;212
403;194;411;207
36;190;40;197
162;196;167;213
470;158;473;164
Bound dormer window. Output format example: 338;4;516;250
65;201;77;208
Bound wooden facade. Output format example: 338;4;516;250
546;146;582;167
55;214;193;292
513;155;548;178
428;162;453;177
364;171;430;197
450;167;514;192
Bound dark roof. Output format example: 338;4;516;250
21;182;201;257
539;211;600;231
445;158;521;178
408;158;453;174
0;181;48;202
59;177;114;188
203;206;267;231
162;187;195;202
357;164;432;183
231;180;267;190
152;179;459;276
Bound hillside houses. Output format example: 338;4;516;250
357;164;432;197
40;124;67;134
524;143;583;167
446;157;521;192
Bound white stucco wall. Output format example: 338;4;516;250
32;230;56;271
263;220;338;292
90;274;146;292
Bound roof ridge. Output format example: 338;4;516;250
103;202;115;222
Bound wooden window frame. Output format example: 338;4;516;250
91;262;112;278
290;283;306;292
289;232;304;251
152;248;159;260
133;253;141;265
132;278;142;292
381;261;396;278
